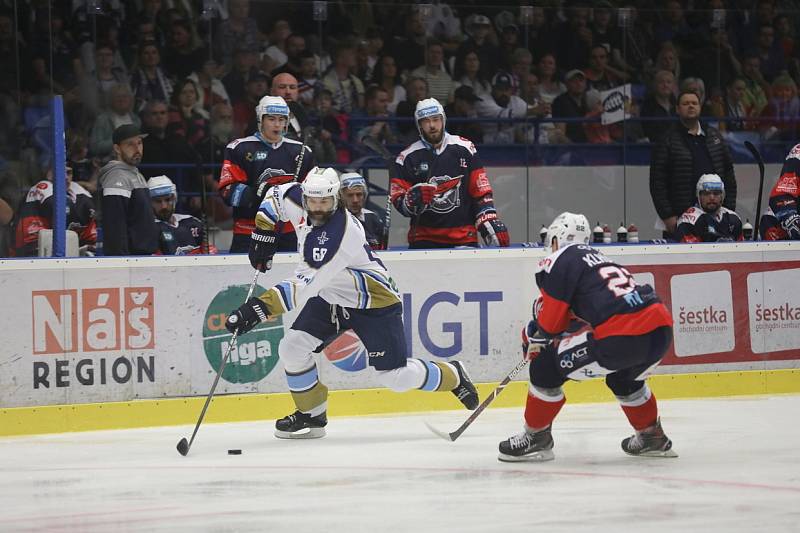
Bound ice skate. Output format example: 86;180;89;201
621;418;678;457
498;426;555;462
450;361;479;410
274;410;327;439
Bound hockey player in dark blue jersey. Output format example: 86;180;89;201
498;212;676;462
147;175;215;255
390;98;509;248
219;95;315;253
339;172;384;249
768;142;800;240
676;174;744;243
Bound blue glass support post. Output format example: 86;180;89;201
50;96;67;257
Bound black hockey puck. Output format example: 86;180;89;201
227;449;242;455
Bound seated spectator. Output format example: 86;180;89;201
232;71;269;138
645;42;681;88
684;28;740;99
712;77;760;133
321;42;365;114
585;44;627;92
761;74;800;141
354;86;397;145
498;23;522;72
754;23;786;82
130;40;174;112
455;49;492;99
740;53;771;117
509;48;534;95
188;58;231;115
307;89;346;164
474;72;530;144
445;86;484;143
583;90;613;144
168;78;210;146
536;53;566;105
195;103;234;226
767;142;800;240
552;69;589;143
676;174;743;242
15;166;97;257
222;45;260;105
139;100;202;192
262;19;292;73
89;83;141;160
396;76;430;142
410;40;457;104
162;19;207;80
67;130;101;194
456;14;500;80
339;171;383;249
372;55;406;115
388;7;427;73
147;175;213;255
76;41;130;117
296;50;319;109
640;70;677;142
216;0;263;67
271;73;308;141
271;34;307;79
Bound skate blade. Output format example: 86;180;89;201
624;448;679;458
274;427;327;440
497;449;555;463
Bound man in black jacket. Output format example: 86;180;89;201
649;90;736;239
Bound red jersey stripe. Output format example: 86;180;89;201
537;288;572;335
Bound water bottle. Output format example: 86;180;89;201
539;225;548;244
743;219;753;240
593;222;604;243
627;223;639;243
617;222;628;243
602;223;612;244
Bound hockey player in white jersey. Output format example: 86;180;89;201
225;166;479;438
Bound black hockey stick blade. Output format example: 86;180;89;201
424;421;457;442
176;437;189;456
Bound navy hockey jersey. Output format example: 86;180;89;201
219;133;315;237
676;206;743;242
155;214;205;255
535;243;672;340
390;132;497;246
354;208;383;249
768;143;800;239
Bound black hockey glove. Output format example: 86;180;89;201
249;227;278;272
521;320;550;361
255;168;295;199
226;297;270;334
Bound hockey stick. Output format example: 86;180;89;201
294;130;310;181
177;269;261;456
361;136;394;249
425;357;530;442
744;140;765;240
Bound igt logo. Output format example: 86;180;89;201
32;288;155;354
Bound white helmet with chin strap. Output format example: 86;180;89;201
696;173;725;203
302;167;341;223
415;98;446;138
546;212;591;248
147;175;176;199
340;171;368;200
256;95;290;136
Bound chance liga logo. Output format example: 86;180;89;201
202;285;283;384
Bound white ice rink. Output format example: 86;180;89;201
1;395;799;533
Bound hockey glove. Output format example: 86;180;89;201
781;213;800;239
403;183;437;215
226;297;270;334
249;228;278;272
478;218;510;247
521;320;550;361
256;168;295;199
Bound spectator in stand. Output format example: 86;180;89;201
76;41;130;118
640;70;677;143
270;34;307;78
0;169;19;257
740;53;771;117
389;8;427;73
583;90;613;144
410;40;457;105
649;90;736;239
456;15;499;80
162;19;207;81
685;28;741;99
89;83;141;161
524;6;555;59
592;2;622;67
14;166;97;257
188;58;230;115
167;78;209;146
509;48;535;96
216;0;263;67
27;8;76;93
195;102;235;226
455;49;492;99
767;142;800;240
372;55;406;115
98;125;159;256
67;130;101;194
675;173;743;243
263;20;292;73
653;0;691;49
754;23;786;82
615;4;654;82
307;89;343;164
555;5;593;72
498;23;521;72
585;44;628;92
761;74;800;141
711;77;759;133
444;86;484;143
148;175;212;255
271;73;308;141
321;42;365;114
355;27;384;83
396;77;429;142
339;171;384;249
775;14;796;59
354;85;397;146
474;72;535;144
552;69;590;143
233;70;269;138
296;50;319;109
536;53;566;105
222;45;260;106
645;42;681;88
130;40;174;113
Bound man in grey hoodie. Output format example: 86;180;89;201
98;124;159;255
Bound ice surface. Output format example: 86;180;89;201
1;396;799;532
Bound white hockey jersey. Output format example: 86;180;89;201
254;182;401;315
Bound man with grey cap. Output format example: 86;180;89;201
552;69;590;143
97;124;159;256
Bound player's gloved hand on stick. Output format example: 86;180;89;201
249;227;278;272
403;183;437;215
521;320;550;361
478;217;510;247
226;297;270;334
256;168;294;199
781;213;800;239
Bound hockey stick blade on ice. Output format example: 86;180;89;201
425;358;530;442
177;269;261;456
744;140;765;240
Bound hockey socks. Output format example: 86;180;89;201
524;385;566;431
285;364;329;417
617;384;658;431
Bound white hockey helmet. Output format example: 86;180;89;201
546;212;591;248
302;167;340;223
147;175;176;199
415;97;447;136
256;95;290;132
340;171;368;199
696;173;725;202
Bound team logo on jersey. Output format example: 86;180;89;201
427;174;462;214
416;162;429;178
322;329;367;372
254;151;268;160
202;284;283;384
245;151;253;161
317;231;330;245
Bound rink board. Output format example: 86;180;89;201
1;243;800;435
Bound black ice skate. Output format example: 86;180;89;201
450;361;479;410
621;418;678;458
498;426;554;462
274;410;328;439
